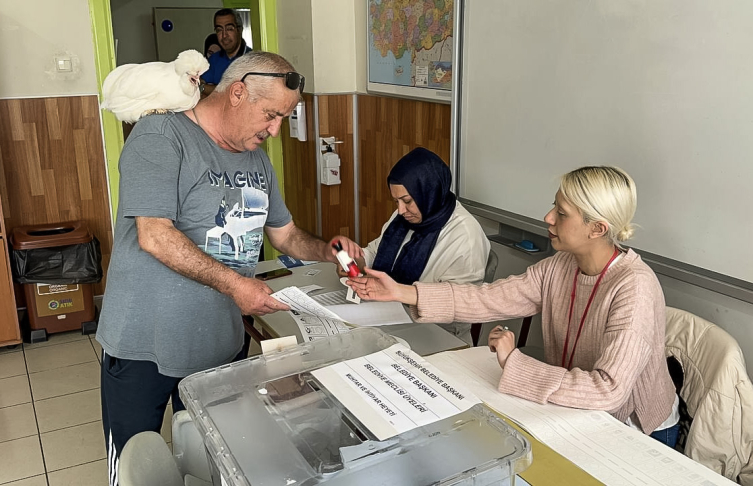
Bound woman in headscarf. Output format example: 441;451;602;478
360;147;490;342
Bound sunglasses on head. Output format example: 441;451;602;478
240;72;305;93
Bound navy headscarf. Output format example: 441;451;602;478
372;147;457;284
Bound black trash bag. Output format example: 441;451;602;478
11;237;103;284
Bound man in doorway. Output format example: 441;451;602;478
200;8;252;96
97;51;361;486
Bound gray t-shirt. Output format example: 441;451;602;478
97;113;291;377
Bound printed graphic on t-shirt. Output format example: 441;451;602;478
203;185;269;277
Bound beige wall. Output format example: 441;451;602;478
278;0;364;94
0;0;98;98
276;0;316;92
354;0;366;93
310;0;358;93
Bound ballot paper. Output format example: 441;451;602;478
426;347;736;486
312;343;481;441
271;287;341;320
312;289;349;306
274;287;412;326
289;312;350;342
313;287;361;306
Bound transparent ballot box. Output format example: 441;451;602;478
179;328;532;485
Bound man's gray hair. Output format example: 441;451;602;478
215;51;297;101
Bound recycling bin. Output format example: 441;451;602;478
10;221;101;343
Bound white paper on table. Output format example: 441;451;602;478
312;343;481;441
326;301;412;326
426;347;736;486
271;287;341;320
298;284;324;294
289;312;350;342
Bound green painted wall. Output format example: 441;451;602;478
88;0;123;223
253;0;287;261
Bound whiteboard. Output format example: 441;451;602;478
454;0;753;284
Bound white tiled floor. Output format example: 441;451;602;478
0;331;109;485
0;327;262;485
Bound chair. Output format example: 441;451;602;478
470;249;498;346
172;410;213;485
118;431;184;486
664;307;753;485
119;416;214;486
470;249;536;348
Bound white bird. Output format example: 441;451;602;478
101;50;209;123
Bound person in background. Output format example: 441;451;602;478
97;51;360;485
348;166;680;447
352;147;490;343
200;8;252;96
204;33;221;60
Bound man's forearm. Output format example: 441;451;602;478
136;217;240;295
271;225;330;262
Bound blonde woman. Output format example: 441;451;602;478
348;166;680;446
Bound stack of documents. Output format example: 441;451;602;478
272;286;413;342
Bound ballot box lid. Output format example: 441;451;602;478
179;328;532;486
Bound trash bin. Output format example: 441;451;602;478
10;220;102;343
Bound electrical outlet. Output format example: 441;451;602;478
55;56;72;72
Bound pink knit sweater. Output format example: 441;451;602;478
413;249;676;434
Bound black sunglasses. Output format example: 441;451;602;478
240;72;305;93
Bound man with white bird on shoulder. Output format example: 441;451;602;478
96;51;362;486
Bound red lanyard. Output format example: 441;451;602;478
561;248;621;369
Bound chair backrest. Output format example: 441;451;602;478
119;431;184;486
664;307;753;484
484;248;498;284
470;249;500;346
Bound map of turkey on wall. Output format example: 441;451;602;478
368;0;454;101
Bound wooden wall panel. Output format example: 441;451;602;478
318;95;355;241
357;95;452;245
0;96;112;297
281;93;318;236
